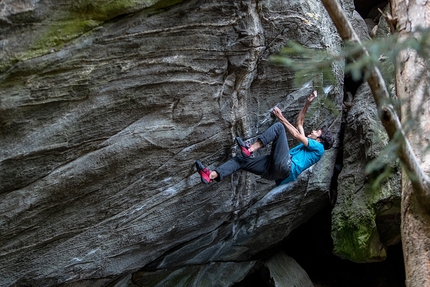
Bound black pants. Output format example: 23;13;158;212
215;122;291;182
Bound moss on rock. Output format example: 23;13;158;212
332;202;387;262
33;19;101;51
1;0;184;74
70;0;183;21
331;83;401;263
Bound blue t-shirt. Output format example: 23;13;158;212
277;139;324;185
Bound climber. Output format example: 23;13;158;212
195;90;334;185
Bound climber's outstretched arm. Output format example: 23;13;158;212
296;90;317;137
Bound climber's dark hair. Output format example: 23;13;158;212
319;127;334;150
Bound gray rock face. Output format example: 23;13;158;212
131;261;257;287
265;252;314;287
332;83;401;263
0;0;344;286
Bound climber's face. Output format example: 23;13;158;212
308;129;322;141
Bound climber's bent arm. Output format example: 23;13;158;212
272;107;309;147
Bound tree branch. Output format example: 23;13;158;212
378;8;398;34
320;0;430;207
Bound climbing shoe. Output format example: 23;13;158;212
235;137;251;157
195;160;212;184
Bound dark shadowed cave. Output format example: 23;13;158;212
234;207;405;287
354;0;388;19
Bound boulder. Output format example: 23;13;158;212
131;261;257;287
265;252;314;287
331;83;401;263
0;0;345;286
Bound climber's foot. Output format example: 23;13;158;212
195;160;212;184
235;137;252;157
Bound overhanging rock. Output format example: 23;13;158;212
0;0;343;285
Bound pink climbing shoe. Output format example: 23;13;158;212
195;160;212;184
235;137;251;157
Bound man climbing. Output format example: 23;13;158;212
195;90;334;185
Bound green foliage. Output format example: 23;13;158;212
271;41;338;88
272;28;430;94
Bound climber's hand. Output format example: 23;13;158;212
307;90;317;103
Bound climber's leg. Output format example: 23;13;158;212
258;122;292;180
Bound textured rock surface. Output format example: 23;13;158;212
1;0;348;286
131;261;257;287
265;252;314;287
332;83;401;263
330;3;402;264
